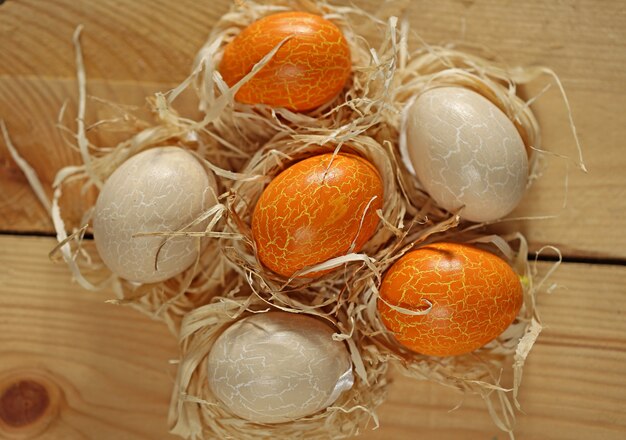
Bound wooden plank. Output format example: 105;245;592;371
0;0;624;253
0;235;625;439
0;0;225;233
0;76;200;233
0;235;178;439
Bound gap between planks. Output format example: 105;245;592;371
1;231;625;267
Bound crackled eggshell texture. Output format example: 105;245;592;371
219;11;351;111
207;312;354;423
252;153;384;278
93;147;218;284
406;87;528;223
378;242;523;356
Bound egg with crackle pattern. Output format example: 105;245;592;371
252;153;383;278
219;11;351;111
93;147;218;284
207;312;354;423
406;87;528;223
377;242;523;356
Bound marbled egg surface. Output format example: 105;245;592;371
219;11;352;111
93;147;218;283
378;242;523;356
252;153;383;278
406;87;528;222
207;312;354;423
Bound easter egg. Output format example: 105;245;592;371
377;242;523;356
405;87;528;222
252;153;383;278
207;312;354;423
93;147;218;283
219;11;351;111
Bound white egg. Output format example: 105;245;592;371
93;147;218;283
207;312;354;424
406;87;529;222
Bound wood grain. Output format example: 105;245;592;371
0;235;179;440
0;0;223;233
0;76;184;233
0;0;625;259
0;235;624;439
1;2;624;439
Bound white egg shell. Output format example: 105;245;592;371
93;147;218;283
406;87;529;222
207;312;354;424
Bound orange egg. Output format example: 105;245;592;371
252;153;383;278
377;242;523;356
219;11;351;111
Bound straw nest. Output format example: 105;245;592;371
43;91;238;334
1;0;584;438
168;290;389;440
171;0;402;165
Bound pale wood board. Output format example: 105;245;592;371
0;0;625;258
1;0;625;439
0;236;625;439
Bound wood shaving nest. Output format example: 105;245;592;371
1;0;584;438
168;293;389;440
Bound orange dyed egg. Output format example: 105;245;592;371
252;153;383;278
378;242;523;356
219;11;351;111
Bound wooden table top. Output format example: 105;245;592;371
1;1;625;439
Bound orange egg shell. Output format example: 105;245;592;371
252;153;383;278
378;242;523;356
219;11;351;111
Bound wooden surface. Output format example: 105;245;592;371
0;0;625;439
1;236;625;439
1;0;626;258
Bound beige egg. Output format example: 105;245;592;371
406;87;528;222
93;147;218;283
207;312;354;424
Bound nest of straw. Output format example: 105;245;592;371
357;232;552;435
0;0;583;438
38;28;249;333
218;131;445;300
46;101;241;333
168;291;389;440
160;0;402;167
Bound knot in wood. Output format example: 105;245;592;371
0;380;49;427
